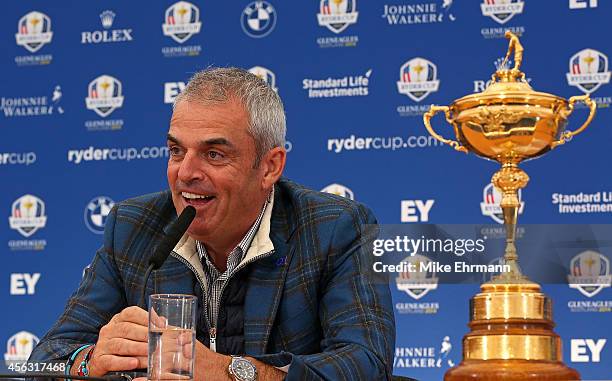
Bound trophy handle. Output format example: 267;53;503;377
423;105;468;153
552;95;597;148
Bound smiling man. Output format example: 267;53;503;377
30;68;395;380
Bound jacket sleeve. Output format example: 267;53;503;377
28;206;127;362
254;204;396;380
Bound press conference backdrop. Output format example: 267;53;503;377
1;1;611;379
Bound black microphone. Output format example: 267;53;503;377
139;206;196;308
0;373;129;381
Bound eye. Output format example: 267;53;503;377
207;150;223;160
168;145;183;157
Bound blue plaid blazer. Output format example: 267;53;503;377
30;178;395;380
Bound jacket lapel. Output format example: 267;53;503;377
243;183;296;355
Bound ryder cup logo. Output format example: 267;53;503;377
568;250;611;298
566;49;611;94
15;11;53;53
480;183;524;224
397;58;440;102
4;331;40;363
321;183;354;200
248;66;278;92
85;75;124;118
396;255;439;300
162;1;202;44
9;195;47;238
318;0;359;34
84;196;115;234
241;1;277;38
481;0;525;25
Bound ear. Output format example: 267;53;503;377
259;146;286;190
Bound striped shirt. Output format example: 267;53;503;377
195;193;270;329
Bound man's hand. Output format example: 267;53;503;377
85;306;149;376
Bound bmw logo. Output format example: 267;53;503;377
84;196;115;234
241;1;277;38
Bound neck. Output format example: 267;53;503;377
204;238;243;272
199;190;271;271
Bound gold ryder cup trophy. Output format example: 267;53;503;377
423;32;597;380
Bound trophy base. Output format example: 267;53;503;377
444;360;580;381
444;282;580;381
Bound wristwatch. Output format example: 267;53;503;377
228;355;257;381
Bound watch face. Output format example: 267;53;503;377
232;358;256;381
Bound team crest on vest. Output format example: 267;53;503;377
568;250;611;298
480;183;524;224
15;11;53;53
317;0;359;34
85;75;125;118
241;1;277;38
396;255;439;300
566;48;611;94
248;66;277;92
481;0;524;25
9;195;47;238
162;1;202;44
397;58;440;102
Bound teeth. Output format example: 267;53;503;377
182;192;212;200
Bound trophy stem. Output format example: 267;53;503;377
491;163;531;283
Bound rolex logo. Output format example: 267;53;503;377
81;10;133;44
494;57;512;71
100;10;115;29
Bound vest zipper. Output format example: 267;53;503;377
209;328;217;352
172;249;277;353
211;249;276;333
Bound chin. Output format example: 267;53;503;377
186;225;210;241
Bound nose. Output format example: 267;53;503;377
177;150;206;184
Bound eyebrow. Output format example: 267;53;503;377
201;137;235;149
166;134;235;149
167;133;180;144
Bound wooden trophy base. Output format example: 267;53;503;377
444;283;580;381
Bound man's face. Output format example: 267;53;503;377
167;99;265;245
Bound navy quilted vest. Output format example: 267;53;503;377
193;266;249;355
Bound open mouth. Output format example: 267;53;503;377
181;191;215;206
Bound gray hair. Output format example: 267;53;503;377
174;67;286;166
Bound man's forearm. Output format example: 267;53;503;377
197;343;284;380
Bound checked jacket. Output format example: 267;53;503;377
29;178;396;380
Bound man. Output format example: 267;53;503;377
30;68;395;380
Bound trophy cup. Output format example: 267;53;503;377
423;32;597;380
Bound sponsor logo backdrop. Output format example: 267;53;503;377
1;1;610;379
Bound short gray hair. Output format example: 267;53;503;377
174;67;286;166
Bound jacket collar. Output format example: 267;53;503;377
171;186;277;279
